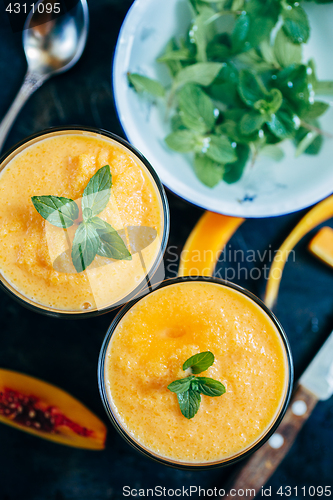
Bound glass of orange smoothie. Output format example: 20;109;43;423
99;276;293;469
0;127;169;317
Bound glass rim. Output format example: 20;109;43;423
0;126;170;318
98;275;294;470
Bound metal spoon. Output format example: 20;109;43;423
0;0;89;152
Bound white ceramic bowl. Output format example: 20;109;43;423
113;0;333;217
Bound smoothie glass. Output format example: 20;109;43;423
0;126;169;318
98;276;293;470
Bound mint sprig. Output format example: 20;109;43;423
168;351;226;419
31;165;132;273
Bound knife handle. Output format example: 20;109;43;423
222;385;318;499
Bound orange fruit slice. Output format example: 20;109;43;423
178;211;244;277
0;369;107;449
265;195;333;309
309;226;333;268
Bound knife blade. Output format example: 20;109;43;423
221;330;333;500
299;331;333;401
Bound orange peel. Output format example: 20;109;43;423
265;195;333;309
309;226;333;268
178;211;244;277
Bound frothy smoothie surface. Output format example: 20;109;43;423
105;281;289;463
0;132;163;312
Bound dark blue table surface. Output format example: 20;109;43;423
0;1;332;499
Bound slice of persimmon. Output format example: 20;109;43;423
309;226;333;268
264;195;333;309
0;369;107;450
178;211;244;277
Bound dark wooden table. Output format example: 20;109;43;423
0;1;332;499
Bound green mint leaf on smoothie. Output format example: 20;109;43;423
167;376;195;394
183;351;214;374
31;196;79;229
169;352;225;419
71;222;100;273
91;217;132;261
82;165;112;219
195;377;226;397
177;389;201;419
32;166;133;273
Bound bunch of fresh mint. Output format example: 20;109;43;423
32;165;131;273
128;0;333;187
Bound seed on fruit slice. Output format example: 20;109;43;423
0;369;107;449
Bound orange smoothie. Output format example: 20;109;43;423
0;130;165;313
104;280;290;464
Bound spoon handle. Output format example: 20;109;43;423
0;70;47;153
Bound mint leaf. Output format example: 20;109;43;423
195;377;226;397
193;154;224;188
300;101;330;120
238;70;268;107
183;351;214;374
31;196;79;229
178;84;216;133
171;114;187;132
259;40;279;67
190;6;216;63
223;144;250;184
231;13;250;53
267;107;299;140
71;222;100;273
205;135;238;164
173;62;223;89
165;130;198;153
217;116;259;144
91;218;132;261
295;129;319;157
127;73;165;97
167;376;195;394
207;37;231;61
282;5;310;45
157;48;193;63
177;389;201;419
208;62;240;107
240;111;266;135
314;80;333;95
260;144;285;162
82;165;112;219
303;133;323;155
295;121;323;156
274;28;302;68
245;16;276;49
160;38;183;77
275;64;310;114
254;88;283;115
